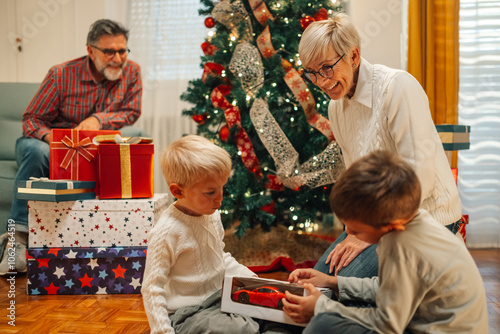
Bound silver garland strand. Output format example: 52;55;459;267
250;98;345;189
229;42;264;98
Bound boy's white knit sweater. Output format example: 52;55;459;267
141;204;255;334
329;57;462;226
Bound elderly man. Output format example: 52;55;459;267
0;19;142;275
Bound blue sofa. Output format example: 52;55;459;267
0;82;145;233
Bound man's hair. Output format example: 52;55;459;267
160;135;232;188
330;151;421;228
87;19;129;45
299;13;360;69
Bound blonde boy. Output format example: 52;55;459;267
283;151;488;333
142;135;259;334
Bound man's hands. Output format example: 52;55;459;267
75;116;100;130
326;234;371;275
282;283;320;324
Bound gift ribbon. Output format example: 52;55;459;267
211;85;262;178
26;177;74;189
119;144;133;198
254;13;335;142
59;135;95;170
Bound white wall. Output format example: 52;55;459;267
0;0;123;83
348;0;405;69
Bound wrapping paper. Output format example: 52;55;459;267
28;193;169;247
27;246;147;295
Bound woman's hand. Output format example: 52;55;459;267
326;234;371;275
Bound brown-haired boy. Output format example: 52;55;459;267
282;150;488;333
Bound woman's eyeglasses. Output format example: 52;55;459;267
302;54;345;84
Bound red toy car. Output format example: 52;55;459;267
232;285;286;310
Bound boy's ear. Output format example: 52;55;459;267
386;218;408;232
169;183;183;199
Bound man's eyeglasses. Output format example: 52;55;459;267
302;54;345;84
91;45;130;58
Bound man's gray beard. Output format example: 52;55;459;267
95;57;125;81
103;65;123;81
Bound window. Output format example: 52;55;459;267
458;0;500;247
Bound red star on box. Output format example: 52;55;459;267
47;248;61;256
112;264;127;279
79;273;93;288
44;283;60;295
38;258;50;268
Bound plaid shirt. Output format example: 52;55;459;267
23;56;142;140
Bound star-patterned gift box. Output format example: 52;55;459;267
27;246;147;295
28;193;170;248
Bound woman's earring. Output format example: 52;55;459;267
352;64;356;68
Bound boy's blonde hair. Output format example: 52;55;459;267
160;135;231;188
299;13;361;69
330;151;421;228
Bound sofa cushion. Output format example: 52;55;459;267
0;119;22;160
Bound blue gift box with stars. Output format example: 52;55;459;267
28;193;169;248
27;246;147;295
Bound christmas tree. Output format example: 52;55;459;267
181;0;345;236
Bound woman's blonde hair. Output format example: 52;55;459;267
299;13;361;68
160;135;231;188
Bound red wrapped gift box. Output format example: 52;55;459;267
49;129;120;184
98;143;154;199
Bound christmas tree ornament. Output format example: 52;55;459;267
219;125;230;142
201;41;218;56
228;42;264;97
314;8;329;21
260;201;276;215
300;16;315;30
192;113;208;124
201;62;225;83
204;17;215;28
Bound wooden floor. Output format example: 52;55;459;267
0;249;498;333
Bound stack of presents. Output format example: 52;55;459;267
17;129;169;295
436;124;471;242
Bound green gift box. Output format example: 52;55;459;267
436;124;471;151
17;178;96;202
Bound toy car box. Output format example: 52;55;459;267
221;276;332;327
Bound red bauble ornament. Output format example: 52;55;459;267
204;17;215;28
219;125;230;141
300;16;315;31
192;113;208;125
314;8;329;21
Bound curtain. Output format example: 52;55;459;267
407;0;460;125
457;0;500;248
126;0;204;193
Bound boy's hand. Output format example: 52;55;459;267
288;268;338;291
326;234;371;275
75;116;100;130
282;283;321;324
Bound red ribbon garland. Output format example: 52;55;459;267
211;85;263;178
59;136;94;170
